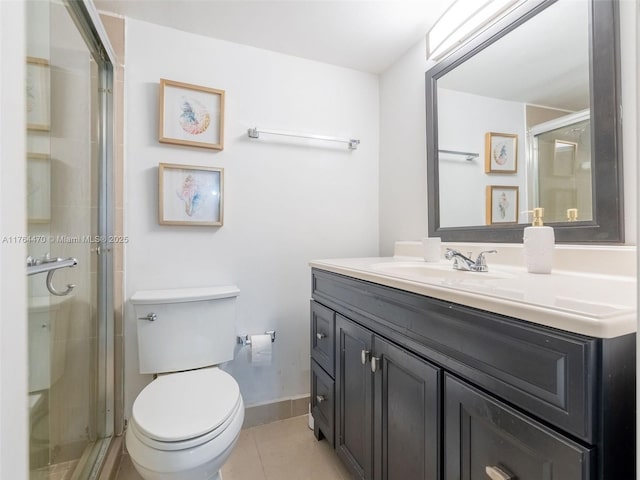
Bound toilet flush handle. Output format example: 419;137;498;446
138;313;157;322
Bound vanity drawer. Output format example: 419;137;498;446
311;301;335;376
407;298;596;442
311;359;335;446
445;374;593;480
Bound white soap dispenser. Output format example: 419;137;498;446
523;207;554;274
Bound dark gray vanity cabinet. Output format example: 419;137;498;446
333;313;440;480
310;268;635;480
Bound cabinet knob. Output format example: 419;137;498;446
361;350;370;365
371;356;380;373
316;332;326;340
316;395;326;404
485;465;514;480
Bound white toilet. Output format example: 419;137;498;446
126;286;244;480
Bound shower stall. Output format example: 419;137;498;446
26;1;115;478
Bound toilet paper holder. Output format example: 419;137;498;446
237;330;276;346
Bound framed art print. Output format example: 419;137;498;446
485;132;518;173
159;163;224;226
159;79;225;150
486;185;519;224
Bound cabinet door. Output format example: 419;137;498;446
373;336;440;480
335;314;374;480
445;374;593;480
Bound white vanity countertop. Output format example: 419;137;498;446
309;256;637;339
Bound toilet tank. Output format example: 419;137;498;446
131;286;240;374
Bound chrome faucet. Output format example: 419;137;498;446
444;248;497;272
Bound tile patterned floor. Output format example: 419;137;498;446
115;415;352;480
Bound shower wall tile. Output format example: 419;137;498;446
100;15;124;64
49;63;92;141
114;334;124;437
115;145;124;209
113;208;126;274
49;141;92;208
115;81;124;145
114;272;123;336
49;337;93;447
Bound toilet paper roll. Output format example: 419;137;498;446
250;334;272;366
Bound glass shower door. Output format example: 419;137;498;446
26;1;113;478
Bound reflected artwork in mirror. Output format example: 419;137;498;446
426;0;623;243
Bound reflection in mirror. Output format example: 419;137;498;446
426;0;623;243
529;110;591;223
437;0;588;228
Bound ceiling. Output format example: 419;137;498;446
94;0;450;74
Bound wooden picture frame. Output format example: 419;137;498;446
485;132;518;173
159;79;225;150
159;163;224;226
486;185;519;224
26;57;50;131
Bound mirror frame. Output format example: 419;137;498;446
426;0;623;243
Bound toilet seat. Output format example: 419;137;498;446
131;368;241;451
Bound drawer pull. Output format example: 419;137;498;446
361;350;370;365
371;356;380;373
316;332;326;340
316;395;326;404
485;465;513;480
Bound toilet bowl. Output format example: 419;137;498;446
127;286;243;480
126;368;244;480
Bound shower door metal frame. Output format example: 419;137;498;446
61;1;116;477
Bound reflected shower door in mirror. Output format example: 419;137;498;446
529;110;591;223
426;0;623;243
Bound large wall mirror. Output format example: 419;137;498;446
426;0;623;243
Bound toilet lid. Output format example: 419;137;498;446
132;368;240;442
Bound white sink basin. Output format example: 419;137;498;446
369;260;633;319
370;261;514;282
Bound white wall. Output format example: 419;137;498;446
0;1;28;478
379;39;431;256
124;19;379;415
380;5;638;247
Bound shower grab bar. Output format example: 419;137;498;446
26;255;78;296
247;127;360;150
27;256;77;275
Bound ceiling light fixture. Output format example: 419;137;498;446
426;0;522;62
